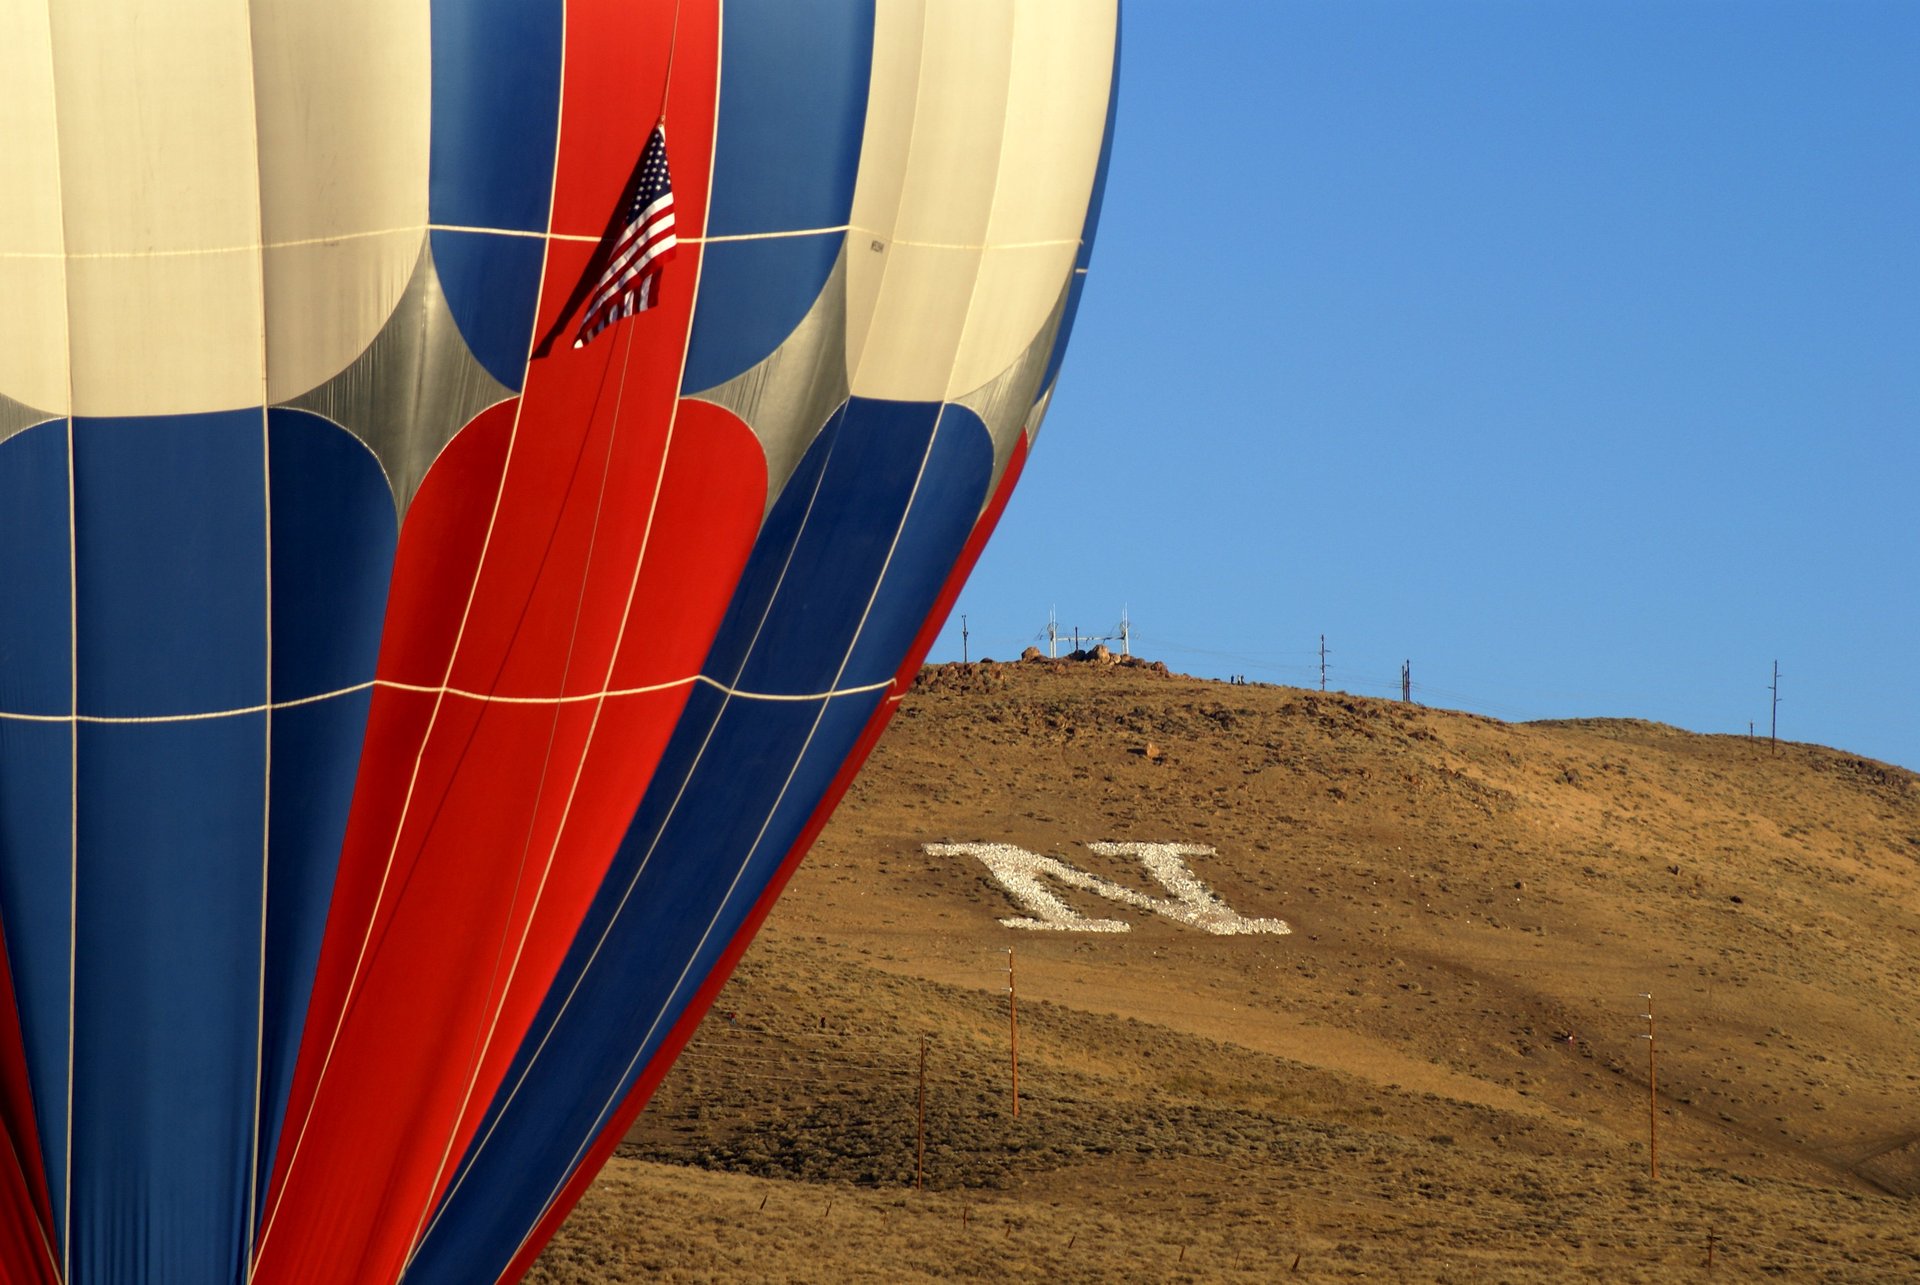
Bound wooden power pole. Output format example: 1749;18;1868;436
1006;947;1019;1118
1639;993;1658;1180
1769;661;1780;753
915;1034;928;1189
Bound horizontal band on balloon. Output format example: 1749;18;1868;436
0;226;1085;259
0;674;897;726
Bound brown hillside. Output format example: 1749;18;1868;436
533;657;1920;1282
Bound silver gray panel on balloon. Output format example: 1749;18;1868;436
685;244;853;519
0;392;55;447
281;239;514;517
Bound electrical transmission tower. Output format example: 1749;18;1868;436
1041;606;1131;658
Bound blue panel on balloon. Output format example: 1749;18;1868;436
681;0;871;391
691;400;850;686
267;410;397;702
70;716;265;1284
252;411;392;1222
709;0;871;237
0;719;72;1244
73;412;266;720
406;691;874;1285
728;399;955;692
254;689;373;1229
681;232;843;395
0;423;70;719
838;403;993;684
409;398;994;1285
428;0;562;233
432;229;545;392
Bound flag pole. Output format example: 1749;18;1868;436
660;0;683;121
532;0;684;358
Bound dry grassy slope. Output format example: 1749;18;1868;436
533;658;1920;1282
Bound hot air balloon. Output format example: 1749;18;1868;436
0;1;1117;1280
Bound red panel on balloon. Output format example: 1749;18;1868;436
496;431;1037;1281
250;7;741;1283
0;927;55;1285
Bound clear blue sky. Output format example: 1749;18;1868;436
941;0;1920;771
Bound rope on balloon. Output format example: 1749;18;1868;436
397;7;696;1269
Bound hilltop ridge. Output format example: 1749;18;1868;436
534;659;1920;1282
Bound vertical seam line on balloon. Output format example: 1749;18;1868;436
488;0;945;1244
425;397;848;1249
506;0;1026;1245
40;0;78;1271
399;249;652;1266
471;5;755;1270
245;0;575;1267
403;315;634;1270
846;0;933;393
386;0;578;1273
447;0;726;1266
238;0;274;1260
441;9;736;1197
518;402;943;1257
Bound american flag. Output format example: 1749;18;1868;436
572;122;677;349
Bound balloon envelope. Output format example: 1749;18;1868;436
0;1;1117;1280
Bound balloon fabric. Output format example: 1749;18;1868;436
0;2;1117;1281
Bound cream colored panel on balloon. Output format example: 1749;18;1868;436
854;242;982;399
64;250;267;413
848;0;1116;403
879;4;1015;249
253;0;430;404
846;0;923;243
23;0;427;419
47;0;265;415
990;2;1117;247
0;2;72;416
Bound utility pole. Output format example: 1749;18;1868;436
1120;606;1131;658
1319;634;1328;692
1769;661;1780;753
915;1034;928;1190
1638;993;1658;1180
1401;660;1411;703
1047;607;1058;658
1004;947;1020;1118
961;614;969;664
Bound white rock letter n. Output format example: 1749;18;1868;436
925;842;1290;935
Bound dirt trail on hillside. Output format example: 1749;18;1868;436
533;659;1920;1281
